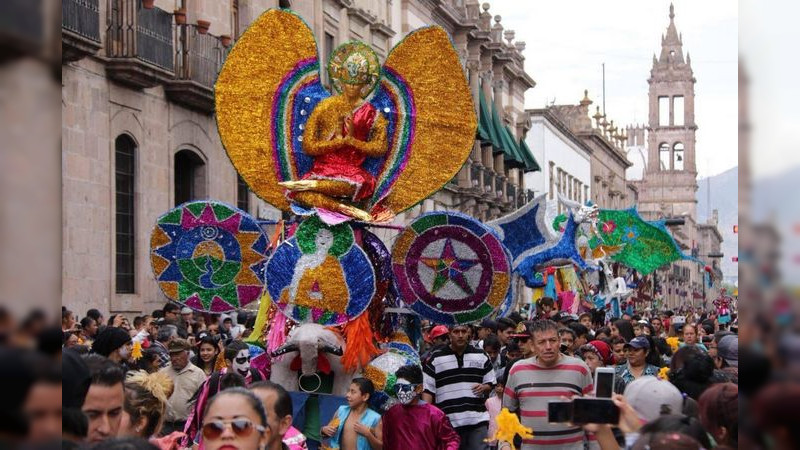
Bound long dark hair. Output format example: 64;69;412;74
191;335;219;372
613;319;635;342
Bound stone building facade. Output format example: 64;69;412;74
526;91;636;211
628;5;723;308
61;0;539;316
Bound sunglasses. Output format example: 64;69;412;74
202;419;266;440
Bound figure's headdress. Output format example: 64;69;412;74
327;41;380;96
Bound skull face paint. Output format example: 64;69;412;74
233;348;250;377
394;378;418;405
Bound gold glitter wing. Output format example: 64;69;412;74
374;27;477;213
215;9;321;211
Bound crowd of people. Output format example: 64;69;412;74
28;295;776;449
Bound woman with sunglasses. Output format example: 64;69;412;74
201;387;269;450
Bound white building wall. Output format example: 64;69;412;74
524;115;592;211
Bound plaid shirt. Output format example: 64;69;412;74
152;340;171;369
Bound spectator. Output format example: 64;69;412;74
138;348;163;374
82;355;126;444
152;324;177;370
632;322;643;337
475;319;497;348
594;326;612;341
503;320;594;449
533;297;556;321
322;378;382;449
558;327;576;356
632;415;713;450
650;317;665;338
483;335;504;382
616;336;660;390
80;316;99;346
199;388;269;450
93;327;134;366
668;346;715;400
495;318;515;349
611;319;635;342
609;335;627;365
423;324;495;450
63;349;92;444
182;371;248;446
162;304;180;325
192;335;222;377
62;308;76;332
716;335;738;372
578;313;594;336
578;340;615;372
500;324;534;389
23;354;63;444
87;309;105;330
624;376;685;423
382;364;460;450
223;340;269;383
681;324;708;351
250;381;306;450
107;314;125;329
567;322;590;350
161;338;206;435
64;330;80;348
698;383;737;449
428;325;450;348
180;308;195;334
118;371;174;441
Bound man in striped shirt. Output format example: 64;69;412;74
502;320;594;449
423;324;496;450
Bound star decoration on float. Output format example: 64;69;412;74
419;238;480;295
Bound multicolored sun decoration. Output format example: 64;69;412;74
150;201;268;313
392;212;511;325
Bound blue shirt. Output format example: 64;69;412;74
329;405;381;450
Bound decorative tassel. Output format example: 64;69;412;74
131;340;143;361
341;313;379;373
214;351;227;371
266;309;289;361
245;291;273;347
487;408;533;450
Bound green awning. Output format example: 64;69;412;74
478;88;501;148
518;136;540;172
490;100;526;169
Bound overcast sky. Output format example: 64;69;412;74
489;0;738;178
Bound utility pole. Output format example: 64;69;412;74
602;63;606;114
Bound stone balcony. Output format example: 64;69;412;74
164;24;227;113
105;0;174;89
62;0;103;62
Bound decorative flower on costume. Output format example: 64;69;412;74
602;220;617;234
621;226;639;243
489;408;533;450
216;9;477;224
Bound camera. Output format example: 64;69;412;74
547;398;619;425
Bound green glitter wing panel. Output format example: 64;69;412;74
590;208;691;275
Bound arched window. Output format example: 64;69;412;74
673;142;685;171
237;174;250;212
659;142;670;170
115;135;136;294
174;149;207;206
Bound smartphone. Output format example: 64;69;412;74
547;400;573;424
594;367;616;398
571;398;619;425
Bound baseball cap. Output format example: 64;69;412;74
717;335;738;367
624;336;651;350
168;338;191;353
180;307;193;314
624;376;684;421
429;325;449;340
479;318;498;331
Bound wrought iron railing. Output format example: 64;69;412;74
482;170;494;195
107;0;174;71
63;0;101;42
174;24;224;87
469;162;482;190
